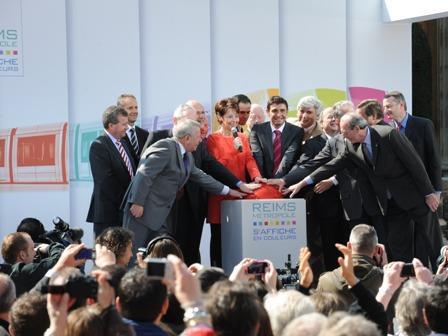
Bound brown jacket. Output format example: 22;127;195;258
316;254;383;305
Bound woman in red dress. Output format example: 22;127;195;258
207;97;265;266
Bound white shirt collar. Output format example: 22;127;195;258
175;140;186;156
270;122;286;133
104;129;120;144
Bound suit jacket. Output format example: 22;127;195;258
140;129;240;224
121;125;149;165
87;134;135;224
310;126;435;213
250;121;303;178
284;134;381;219
123;138;225;231
403;115;442;191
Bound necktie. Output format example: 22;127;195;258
129;128;139;155
183;152;190;176
361;142;373;166
396;122;403;133
116;140;134;177
273;130;282;175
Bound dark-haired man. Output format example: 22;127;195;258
117;268;168;335
233;94;251;133
87;106;136;237
250;95;304;179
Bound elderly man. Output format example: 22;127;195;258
295;96;324;142
287;113;439;263
122;116;244;259
246;103;267;133
139;102;252;265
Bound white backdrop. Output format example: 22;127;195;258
0;0;422;263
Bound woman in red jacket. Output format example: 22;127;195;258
206;97;265;267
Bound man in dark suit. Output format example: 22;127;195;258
86;106;136;237
117;94;149;165
123;118;245;257
384;91;443;268
250;95;304;179
139;101;252;265
286;113;439;263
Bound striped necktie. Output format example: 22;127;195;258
116;140;134;177
129;128;139;155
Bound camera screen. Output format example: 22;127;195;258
247;262;268;274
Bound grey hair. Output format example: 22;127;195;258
349;224;378;255
333;100;355;115
342;113;368;130
297;96;324;118
173;104;196;123
319;107;338;123
319;315;381;336
264;289;315;336
282;312;327;336
116;93;137;106
102;105;128;129
395;280;431;336
173;118;200;139
0;273;16;313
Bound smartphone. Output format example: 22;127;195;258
75;248;96;260
146;258;174;281
400;263;415;277
247;261;268;274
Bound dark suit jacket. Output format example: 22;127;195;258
403;115;442;191
250;121;303;178
87;134;135;224
310;126;434;214
284;134;381;219
121;125;149;165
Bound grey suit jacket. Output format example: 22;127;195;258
123;138;224;231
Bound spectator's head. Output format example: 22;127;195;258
320;107;340;137
310;291;347;316
395;280;430;336
102;105;128;139
356;99;384;125
383;90;407;121
264;290;315;336
196;267;227;293
0;273;16;318
173;118;202;153
282;312;327;336
233;94;251;126
66;304;104;336
1;232;35;265
348;224;378;257
199;115;209;139
206;280;260;336
117;268;168;323
100;264;127;297
96;227;134;266
333;100;355;116
16;217;45;243
9;292;49;336
266;96;289;129
423;285;448;334
117;93;139;126
297;96;324;129
145;235;184;261
319;315;381;336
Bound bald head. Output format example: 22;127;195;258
172;104;197;125
185;99;206;123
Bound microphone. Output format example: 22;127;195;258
231;127;243;152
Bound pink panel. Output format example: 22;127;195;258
348;87;386;108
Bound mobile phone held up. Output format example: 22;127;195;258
75;248;96;260
146;258;175;282
247;261;268;275
400;263;415;277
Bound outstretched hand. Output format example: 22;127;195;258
335;243;357;286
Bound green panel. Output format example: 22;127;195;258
80;131;98;163
315;88;347;108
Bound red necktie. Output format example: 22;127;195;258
273;130;282;175
116;140;134;177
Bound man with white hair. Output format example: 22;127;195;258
139;102;252;265
246;103;267;133
122;116;245;259
264;290;315;336
296;96;324;142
